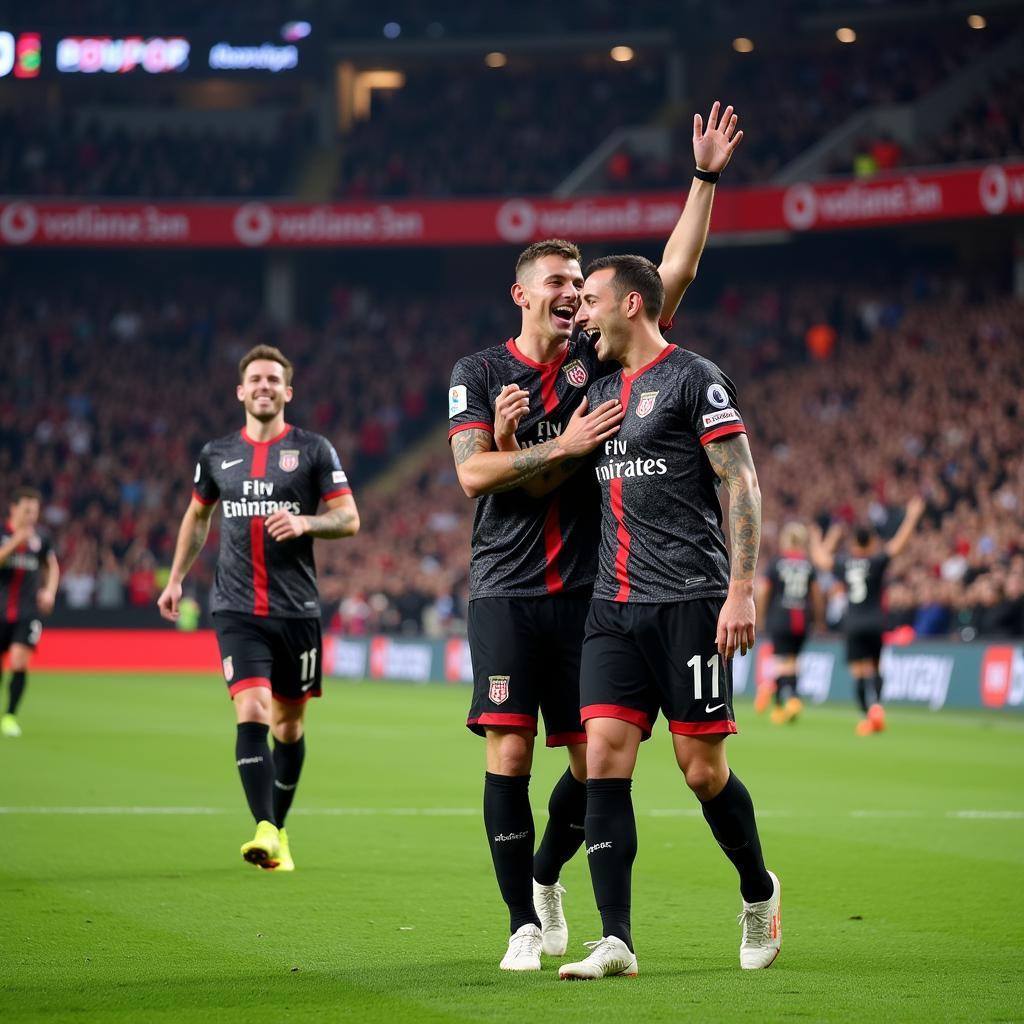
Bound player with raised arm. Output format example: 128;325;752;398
449;103;744;972
157;345;359;870
0;487;59;738
754;522;823;724
810;496;925;735
553;252;778;980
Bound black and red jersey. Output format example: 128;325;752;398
448;328;614;600
192;424;352;618
763;553;815;636
0;523;52;623
836;551;890;633
585;345;747;603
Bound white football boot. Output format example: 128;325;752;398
499;923;543;971
533;880;568;956
739;870;782;969
558;936;638;980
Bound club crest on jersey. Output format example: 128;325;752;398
635;390;660;418
279;449;300;472
488;675;510;705
562;359;589;389
223;656;234;682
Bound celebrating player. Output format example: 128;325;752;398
0;487;59;738
448;103;744;972
157;345;359;870
754;522;823;724
810;496;925;735
552;252;778;980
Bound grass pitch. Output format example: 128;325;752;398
1;672;1022;1023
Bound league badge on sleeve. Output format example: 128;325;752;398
488;675;510;705
562;359;589;388
279;449;300;472
636;390;660;418
449;385;468;418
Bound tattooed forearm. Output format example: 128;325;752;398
704;434;761;581
304;505;360;539
452;428;491;466
491;443;564;492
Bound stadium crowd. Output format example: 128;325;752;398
4;261;1019;640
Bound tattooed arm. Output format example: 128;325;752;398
265;494;360;541
451;396;624;499
157;497;216;621
704;433;761;658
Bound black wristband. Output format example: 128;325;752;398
694;167;720;184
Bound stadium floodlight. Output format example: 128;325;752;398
967;14;987;29
610;45;634;62
733;37;754;53
485;52;507;68
835;27;856;43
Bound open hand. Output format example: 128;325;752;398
693;100;744;175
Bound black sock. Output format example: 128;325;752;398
867;674;883;707
776;674;796;703
855;678;869;713
235;722;275;824
700;772;773;903
272;734;305;827
584;778;636;951
483;772;539;933
7;671;26;715
534;768;587;886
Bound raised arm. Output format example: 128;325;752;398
451;396;623;499
704;432;761;658
884;495;925;558
157;497;216;621
658;101;744;322
809;522;842;573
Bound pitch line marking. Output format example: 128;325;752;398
0;806;1022;820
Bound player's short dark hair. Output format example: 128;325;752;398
515;239;582;281
10;486;41;505
585;254;664;322
854;525;874;547
238;345;294;386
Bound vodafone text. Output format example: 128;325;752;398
595;439;668;482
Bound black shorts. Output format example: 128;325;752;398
213;611;323;704
846;630;883;664
580;598;737;738
770;630;807;658
0;617;43;654
466;592;589;747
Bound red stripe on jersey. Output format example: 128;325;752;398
668;719;738;736
250;518;269;616
700;424;746;445
789;608;806;634
621;343;676;382
610;478;632;602
192;489;217;506
542;494;564;594
322;488;352;502
6;566;25;623
580;703;653;736
448;421;494;440
505;338;568;414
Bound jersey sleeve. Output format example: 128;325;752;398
448;356;494;441
317;437;353;502
192;443;220;506
683;360;747;446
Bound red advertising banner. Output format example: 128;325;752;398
1;162;1022;249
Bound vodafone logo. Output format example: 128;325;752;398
233;202;274;246
979;165;1009;215
0;202;39;245
782;184;817;231
496;199;537;243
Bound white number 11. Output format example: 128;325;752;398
686;654;720;699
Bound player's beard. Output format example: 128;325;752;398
247;395;283;421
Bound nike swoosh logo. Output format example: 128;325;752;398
705;703;725;713
221;459;244;469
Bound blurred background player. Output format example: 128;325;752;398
0;487;59;738
157;345;360;869
447;99;743;974
559;250;778;981
811;496;926;735
755;521;823;724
